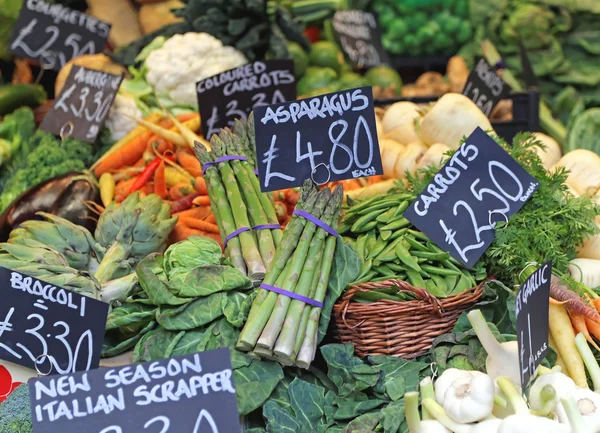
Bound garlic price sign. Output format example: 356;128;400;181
404;128;540;267
253;86;383;192
0;266;108;375
462;57;510;117
29;349;241;433
197;60;297;140
516;261;551;389
333;10;389;69
9;0;111;71
40;65;123;143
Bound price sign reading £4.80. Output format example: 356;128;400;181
0;266;108;375
253;86;383;192
30;349;241;433
10;0;111;71
40;65;123;143
197;60;296;139
404;128;539;267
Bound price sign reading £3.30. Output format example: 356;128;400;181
29;349;241;433
404;128;539;268
10;0;111;71
0;266;108;375
253;86;383;192
40;65;123;143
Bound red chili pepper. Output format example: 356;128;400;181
129;155;174;193
304;27;321;44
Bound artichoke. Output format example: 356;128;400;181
93;192;177;284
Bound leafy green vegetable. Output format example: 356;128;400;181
164;235;222;273
157;293;225;330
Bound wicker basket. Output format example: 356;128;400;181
333;279;484;358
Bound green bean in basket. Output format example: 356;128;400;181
341;191;487;299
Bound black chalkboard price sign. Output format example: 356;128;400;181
0;266;108;375
40;66;123;143
29;349;241;433
253;86;383;192
197;60;296;139
462;57;510;117
10;0;111;71
332;11;389;69
516;261;551;390
404;128;539;267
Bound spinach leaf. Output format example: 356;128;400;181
341;411;380;432
171;265;252;297
204;318;240;351
102;321;156;358
380;400;406;433
263;400;301;433
170;329;211;357
221;291;250;327
157;292;224;330
137;253;188;306
321;344;380;398
105;302;156;330
133;327;183;362
334;393;387;420
288;378;335;432
164;235;223;273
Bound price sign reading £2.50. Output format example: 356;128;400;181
516;261;551;390
462;57;510;117
197;60;296;139
253;86;383;192
29;349;241;433
40;65;123;143
0;266;108;375
10;0;111;71
404;128;540;267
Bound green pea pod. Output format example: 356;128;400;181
407;229;430;242
354;291;403;302
367;237;388;260
355;234;368;260
381;217;411;231
420;264;462;276
444;275;459;292
365;230;377;256
425;279;447;298
392;200;409;217
395;243;421;272
380;229;393;241
358;258;373;279
441;259;462;273
406;269;426;289
376;207;397;224
353;220;379;233
352;270;377;285
389;227;409;241
387;262;407;272
357;199;402;215
374;265;396;277
451;273;473;295
431;275;448;294
404;236;428;252
411;250;451;261
338;222;352;234
351;208;388;232
375;236;407;262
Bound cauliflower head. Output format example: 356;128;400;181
145;32;248;106
105;94;143;141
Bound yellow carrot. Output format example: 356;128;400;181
165;166;194;188
548;333;567;372
549;303;588;388
99;173;116;207
164;109;211;150
125;114;187;147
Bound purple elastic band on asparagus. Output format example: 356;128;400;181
293;210;338;237
223;226;251;248
253;169;259;175
202;155;249;175
260;284;324;308
253;224;281;230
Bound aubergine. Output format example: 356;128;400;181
0;171;100;241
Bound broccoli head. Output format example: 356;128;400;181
0;384;33;433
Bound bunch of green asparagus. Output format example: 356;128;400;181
194;115;282;281
237;180;343;368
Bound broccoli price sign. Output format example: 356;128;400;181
29;349;241;433
516;261;551;390
253;86;383;192
333;11;389;69
197;60;296;139
40;65;123;143
10;0;111;71
404;128;539;267
0;266;108;375
462;57;510;117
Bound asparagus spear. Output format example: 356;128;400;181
273;185;343;360
220;130;277;267
211;135;265;280
255;188;332;350
194;142;246;274
296;231;339;369
291;255;322;361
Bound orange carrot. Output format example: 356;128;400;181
194;176;208;194
585;317;600;343
115;177;139;202
571;312;600;350
192;195;211;206
174;206;211;219
204;213;216;224
550;277;600;323
94;132;151;176
177;150;202;176
593;297;600;312
154;161;167;199
176;113;198;123
179;217;220;233
154;136;174;154
170;223;203;243
169;183;194;200
141;183;154;195
198;231;223;246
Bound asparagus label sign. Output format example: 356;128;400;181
516;261;551;390
462;57;510;117
10;0;111;71
197;59;297;140
333;11;389;69
29;349;241;433
253;86;383;192
403;128;539;268
40;65;123;143
0;266;108;374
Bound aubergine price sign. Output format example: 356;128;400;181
332;10;389;69
462;57;510;117
0;266;108;374
404;128;539;267
197;60;296;139
40;66;123;143
29;349;241;433
253;86;382;192
516;261;551;390
10;0;111;71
